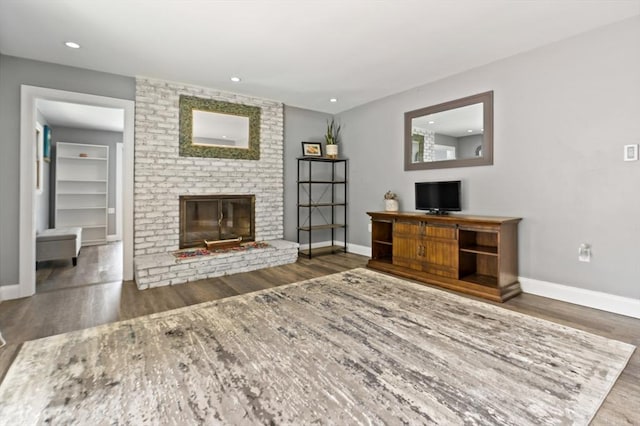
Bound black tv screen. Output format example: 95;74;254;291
415;181;461;214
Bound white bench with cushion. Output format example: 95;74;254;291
36;227;82;266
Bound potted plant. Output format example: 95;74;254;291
325;118;341;158
384;190;399;211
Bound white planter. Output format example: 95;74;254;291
384;199;399;211
326;144;338;158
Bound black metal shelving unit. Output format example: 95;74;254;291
297;157;348;258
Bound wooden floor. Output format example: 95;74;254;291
36;241;123;293
0;252;638;424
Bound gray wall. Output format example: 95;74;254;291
51;127;123;235
433;134;482;159
0;54;134;286
434;133;458;148
283;106;333;243
336;17;640;299
458;134;483;159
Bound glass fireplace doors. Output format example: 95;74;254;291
179;195;255;249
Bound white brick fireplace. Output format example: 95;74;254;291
133;77;297;288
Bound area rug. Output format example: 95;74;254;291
0;269;634;424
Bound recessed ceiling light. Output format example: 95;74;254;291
64;41;81;49
230;77;241;82
467;129;473;133
428;121;435;124
329;98;338;103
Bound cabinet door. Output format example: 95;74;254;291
421;225;458;278
392;220;421;270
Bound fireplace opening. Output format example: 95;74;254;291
179;195;255;249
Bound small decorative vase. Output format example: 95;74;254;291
326;144;338;159
385;199;399;212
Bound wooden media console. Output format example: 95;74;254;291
367;212;522;302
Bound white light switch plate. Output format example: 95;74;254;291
578;243;591;262
624;144;638;161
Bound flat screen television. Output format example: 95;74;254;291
415;180;461;214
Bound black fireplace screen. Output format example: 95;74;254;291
179;195;255;249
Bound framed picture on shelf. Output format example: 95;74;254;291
301;142;322;157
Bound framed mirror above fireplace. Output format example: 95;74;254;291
179;95;261;160
179;195;255;249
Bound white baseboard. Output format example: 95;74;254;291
520;277;640;319
345;242;372;257
299;240;371;257
304;241;639;319
0;283;24;302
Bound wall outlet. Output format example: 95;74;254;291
368;223;372;233
108;207;115;214
578;243;591;262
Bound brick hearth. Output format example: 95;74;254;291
134;240;298;289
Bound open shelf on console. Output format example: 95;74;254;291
371;219;393;262
459;272;498;287
459;250;498;284
458;228;499;284
459;229;498;253
459;245;498;256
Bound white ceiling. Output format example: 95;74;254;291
36;99;124;132
2;0;639;113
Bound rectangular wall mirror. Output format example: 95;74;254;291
179;95;261;160
404;91;493;170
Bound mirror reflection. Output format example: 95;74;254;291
404;91;493;171
411;103;483;162
192;110;249;148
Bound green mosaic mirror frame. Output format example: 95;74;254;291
179;95;261;160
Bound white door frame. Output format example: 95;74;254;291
111;142;124;242
18;85;134;298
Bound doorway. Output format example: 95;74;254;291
34;100;126;292
18;86;134;299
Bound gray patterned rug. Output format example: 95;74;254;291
0;268;634;425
